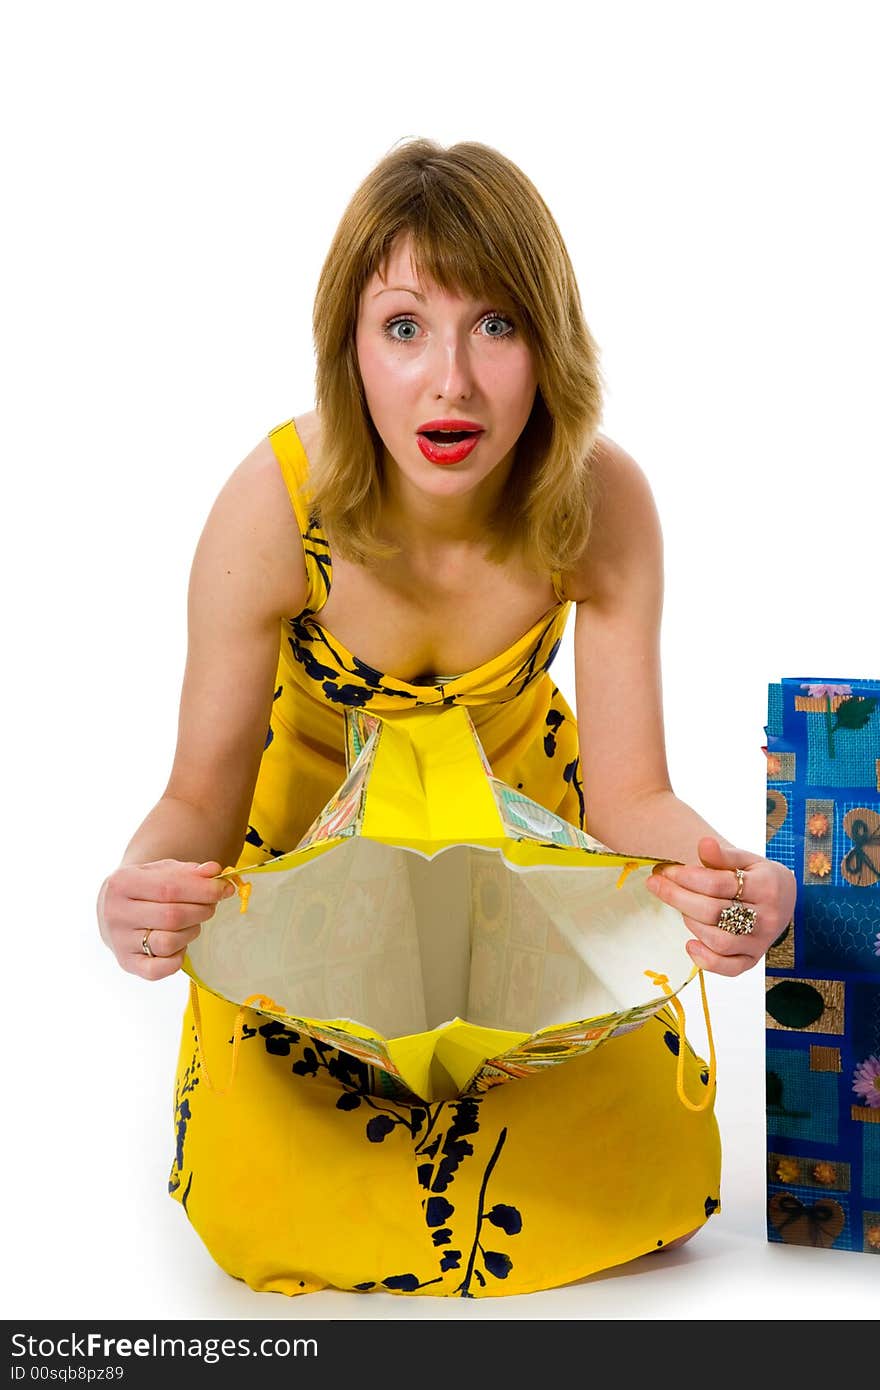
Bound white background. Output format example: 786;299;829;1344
2;0;878;1324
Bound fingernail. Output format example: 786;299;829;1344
196;861;220;871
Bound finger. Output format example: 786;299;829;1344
688;911;765;957
134;923;202;959
130;944;191;981
696;836;764;871
647;876;761;955
686;935;756;978
651;862;758;903
117;898;229;934
124;865;237;907
647;873;744;936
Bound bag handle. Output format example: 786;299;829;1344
644;969;716;1113
189;979;281;1096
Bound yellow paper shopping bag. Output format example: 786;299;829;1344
183;705;712;1104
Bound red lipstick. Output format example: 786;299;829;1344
417;418;485;432
416;418;485;466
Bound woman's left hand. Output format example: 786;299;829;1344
645;836;797;976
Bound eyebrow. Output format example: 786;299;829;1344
372;286;426;301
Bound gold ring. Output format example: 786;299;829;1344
732;867;746;901
142;930;155;958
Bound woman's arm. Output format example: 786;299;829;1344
122;437;306;866
570;437;713;860
97;436;308;974
569;437;795;974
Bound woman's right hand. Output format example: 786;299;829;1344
96;859;238;980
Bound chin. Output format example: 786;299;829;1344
419;462;500;488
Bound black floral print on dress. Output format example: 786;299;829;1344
235;1025;524;1294
243;824;287;860
302;518;331;605
168;1027;201;1211
286;601;566;712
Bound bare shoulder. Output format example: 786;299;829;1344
193;429;307;621
293;407;321;457
561;433;663;605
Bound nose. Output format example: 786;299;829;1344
432;330;475;402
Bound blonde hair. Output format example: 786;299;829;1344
309;137;605;575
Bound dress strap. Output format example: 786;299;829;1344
267;418;332;613
550;569;567;604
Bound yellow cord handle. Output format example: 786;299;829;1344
219;867;251;913
644;969;716;1113
189;979;280;1095
615;860;640;889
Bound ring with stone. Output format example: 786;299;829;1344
717;901;757;935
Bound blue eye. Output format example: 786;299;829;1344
384;318;419;342
480;314;515;337
382;312;515;343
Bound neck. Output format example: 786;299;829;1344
379;446;516;552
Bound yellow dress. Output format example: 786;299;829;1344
168;418;722;1298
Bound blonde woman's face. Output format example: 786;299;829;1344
355;234;537;504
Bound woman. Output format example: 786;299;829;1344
96;138;796;1298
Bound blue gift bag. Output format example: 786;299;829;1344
764;677;880;1252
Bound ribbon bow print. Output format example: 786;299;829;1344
841;808;880;887
768;1193;845;1248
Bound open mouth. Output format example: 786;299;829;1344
419;429;481;444
415;423;485;464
